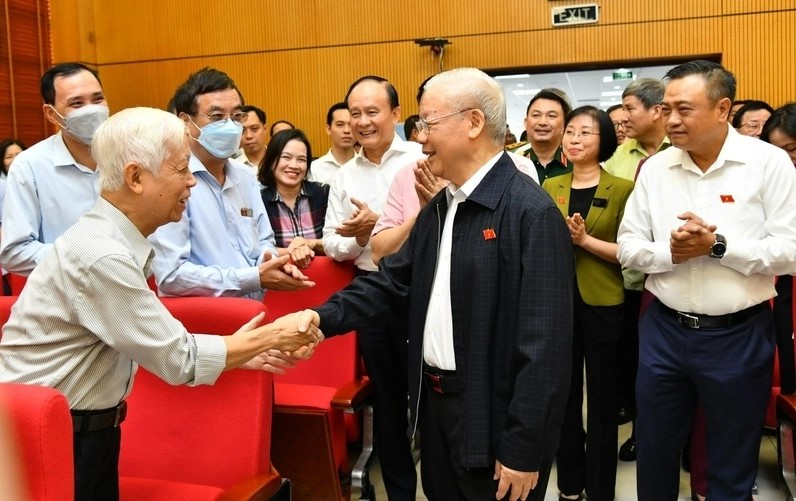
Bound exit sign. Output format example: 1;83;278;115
612;70;634;80
552;4;599;27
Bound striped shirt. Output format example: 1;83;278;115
0;197;227;410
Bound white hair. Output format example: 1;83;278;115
423;68;506;146
92;107;187;191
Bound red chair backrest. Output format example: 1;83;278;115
0;296;18;339
119;297;274;490
0;383;74;500
8;274;26;296
266;257;359;388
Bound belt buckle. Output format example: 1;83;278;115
677;312;700;329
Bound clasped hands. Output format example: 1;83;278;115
335;197;379;247
258;251;315;290
241;309;323;374
670;211;717;264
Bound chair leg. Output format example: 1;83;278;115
352;404;376;500
778;421;796;500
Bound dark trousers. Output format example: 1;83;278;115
556;291;622;501
420;388;553;501
358;317;416;500
636;300;774;501
73;427;121;501
775;275;795;393
618;289;642;418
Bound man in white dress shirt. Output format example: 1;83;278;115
617;60;796;501
322;75;424;500
308;102;355;185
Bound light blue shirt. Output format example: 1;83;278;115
0;132;100;275
149;154;277;300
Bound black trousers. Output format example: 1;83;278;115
556;290;623;501
775;275;795;393
618;289;642;417
420;387;553;501
636;300;774;501
358;316;416;500
73;426;121;501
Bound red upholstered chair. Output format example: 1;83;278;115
0;383;74;500
265;257;375;500
119;296;288;501
776;278;796;498
7;274;26;296
0;295;18;334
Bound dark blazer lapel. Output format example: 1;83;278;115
466;152;516;210
584;171;612;233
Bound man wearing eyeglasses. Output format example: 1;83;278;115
0;62;109;276
149;68;313;301
306;67;573;501
731;100;774;139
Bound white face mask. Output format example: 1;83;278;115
49;104;110;145
189;117;243;159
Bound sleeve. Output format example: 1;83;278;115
372;166;412;236
322;171;365;260
149;211;262;297
0;162;51;275
497;205;574;471
719;155;796;276
616;167;674;274
252;177;278;262
76;253;227;386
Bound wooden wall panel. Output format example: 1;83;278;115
48;0;796;151
722;10;796;104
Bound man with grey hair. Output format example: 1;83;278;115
299;67;574;500
603;77;671;462
0;107;320;500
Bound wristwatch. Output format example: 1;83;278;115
709;233;727;258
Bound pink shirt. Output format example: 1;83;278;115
372;152;539;236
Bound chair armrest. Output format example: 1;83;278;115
331;379;372;411
220;468;285;501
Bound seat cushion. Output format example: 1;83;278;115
778;393;796;423
120;477;224;501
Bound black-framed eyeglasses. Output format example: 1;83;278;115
415;108;474;134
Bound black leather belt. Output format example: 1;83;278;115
422;364;461;394
71;401;127;433
657;300;768;329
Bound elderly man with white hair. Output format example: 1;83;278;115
298;68;574;501
0;107;320;501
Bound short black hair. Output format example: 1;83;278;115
761;102;796;144
525;88;572;117
259;129;313;187
416;75;434;104
172;67;244;116
0;138;27;175
242;105;266;125
731;100;774;128
606;104;624;115
326;102;348;126
345;75;399;110
269;120;295;137
404;115;420;140
40;63;101;105
564;105;619;163
664;60;736;103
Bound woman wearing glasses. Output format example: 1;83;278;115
543;106;632;501
259;129;328;268
732;100;773;138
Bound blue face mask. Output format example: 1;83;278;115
190;117;243;159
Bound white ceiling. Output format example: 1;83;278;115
495;64;673;139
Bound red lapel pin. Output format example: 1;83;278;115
557;196;566;204
483;228;496;240
720;194;735;203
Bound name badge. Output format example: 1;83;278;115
240;208;254;217
592;198;608;208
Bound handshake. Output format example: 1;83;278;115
233;309;324;374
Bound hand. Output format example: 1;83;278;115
414;158;448;208
670;212;717;264
335;198;379;245
286;237;315;269
267;309;322;354
259;252;315;290
565;212;587;246
241;349;299;374
494;461;538;501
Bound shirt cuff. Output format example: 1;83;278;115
191;334;227;385
240;266;262;294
